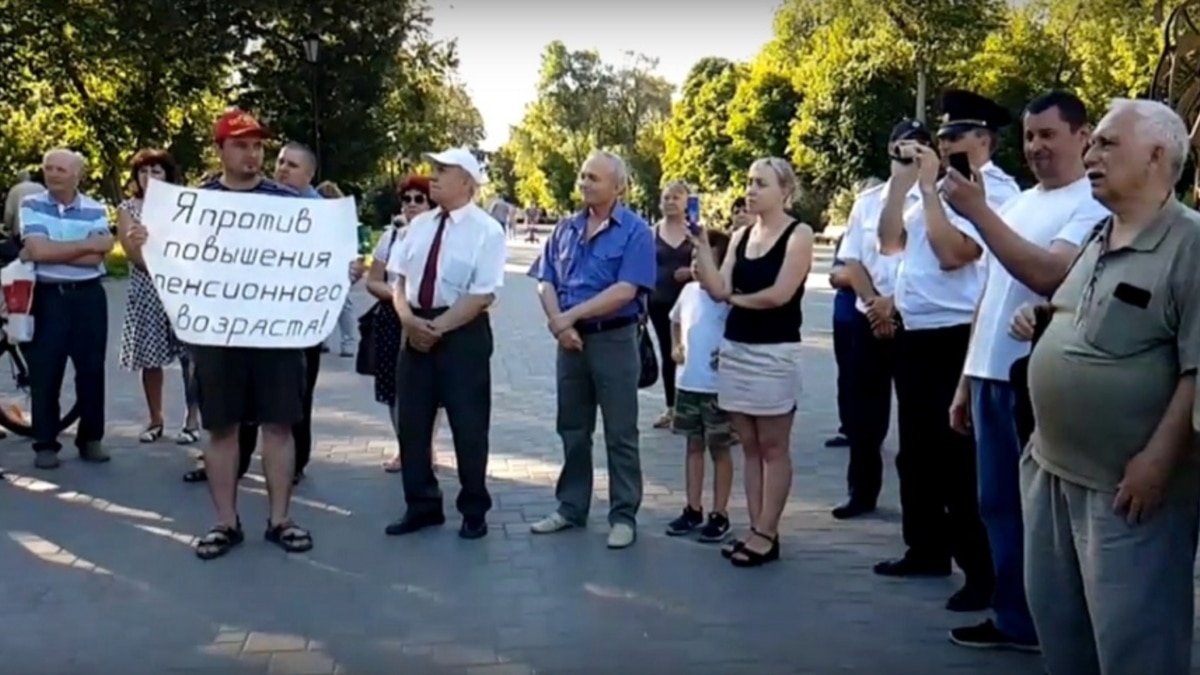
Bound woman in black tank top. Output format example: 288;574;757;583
691;157;814;568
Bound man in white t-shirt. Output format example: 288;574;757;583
942;90;1108;652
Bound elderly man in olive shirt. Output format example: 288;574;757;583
1013;98;1200;675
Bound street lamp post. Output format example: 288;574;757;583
302;33;321;180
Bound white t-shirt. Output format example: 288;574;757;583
372;225;404;282
670;282;730;394
894;161;1022;330
963;177;1109;381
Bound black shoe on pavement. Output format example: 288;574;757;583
698;512;731;542
665;506;703;536
949;620;1040;653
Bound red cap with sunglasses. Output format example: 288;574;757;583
397;174;431;205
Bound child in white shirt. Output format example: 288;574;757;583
665;230;736;542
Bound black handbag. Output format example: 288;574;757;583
355;228;399;376
637;320;658;389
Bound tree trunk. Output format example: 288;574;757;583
915;68;928;123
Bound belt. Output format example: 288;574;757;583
576;315;637;335
39;278;101;292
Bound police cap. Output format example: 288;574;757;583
889;118;932;144
936;89;1012;137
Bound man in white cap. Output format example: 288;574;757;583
384;147;506;540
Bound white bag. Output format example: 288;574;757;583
1;259;36;343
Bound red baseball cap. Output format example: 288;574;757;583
213;108;270;143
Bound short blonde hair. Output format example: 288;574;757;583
315;181;344;199
749;157;799;205
662;179;690;198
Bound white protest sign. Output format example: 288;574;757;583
140;179;358;348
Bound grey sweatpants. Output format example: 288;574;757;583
553;323;643;528
1021;452;1200;675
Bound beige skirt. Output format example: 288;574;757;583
717;340;802;416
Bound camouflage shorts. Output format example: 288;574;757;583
671;389;737;448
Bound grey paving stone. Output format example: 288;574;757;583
0;244;1059;674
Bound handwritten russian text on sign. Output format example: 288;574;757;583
140;180;358;348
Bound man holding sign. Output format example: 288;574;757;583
133;109;355;559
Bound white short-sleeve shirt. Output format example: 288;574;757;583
373;225;405;283
838;181;906;314
669;282;730;394
894;161;1021;330
962;177;1109;381
386;203;507;308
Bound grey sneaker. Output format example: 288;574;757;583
78;442;110;464
530;512;574;534
34;450;60;470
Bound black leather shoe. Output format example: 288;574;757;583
831;500;876;520
459;518;488;540
384;512;445;536
873;554;952;578
946;582;992;612
824;435;851;448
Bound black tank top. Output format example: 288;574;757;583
724;221;805;344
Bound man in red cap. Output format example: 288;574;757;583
140;108;313;560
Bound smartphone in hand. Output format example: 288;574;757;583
948;152;973;180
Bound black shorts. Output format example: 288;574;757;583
191;346;307;430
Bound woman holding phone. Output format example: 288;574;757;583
649;180;697;428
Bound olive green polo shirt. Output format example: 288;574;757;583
1028;198;1200;495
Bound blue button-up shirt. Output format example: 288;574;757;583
19;191;109;281
527;204;656;321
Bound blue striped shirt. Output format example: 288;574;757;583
19;191;109;281
197;176;299;197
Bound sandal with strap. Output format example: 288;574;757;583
265;520;313;553
139;424;164;443
195;522;244;560
730;529;780;568
721;531;753;559
182;467;208;483
175;428;201;445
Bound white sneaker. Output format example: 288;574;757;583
607;523;636;549
530;512;573;534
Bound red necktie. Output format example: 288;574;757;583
417;211;450;309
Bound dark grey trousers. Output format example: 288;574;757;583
554;323;643;527
395;313;493;519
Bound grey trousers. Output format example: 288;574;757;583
1021;452;1200;675
554;323;643;527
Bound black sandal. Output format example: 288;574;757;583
265;521;313;553
195;522;244;560
182;467;208;483
721;532;753;559
730;529;780;568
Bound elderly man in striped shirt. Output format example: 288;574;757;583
18;148;114;470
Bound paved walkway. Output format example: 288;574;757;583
0;244;1051;673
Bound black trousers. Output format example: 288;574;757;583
844;313;895;505
237;345;322;476
832;314;856;437
894;323;992;583
28;279;106;452
396;311;493;519
647;302;677;408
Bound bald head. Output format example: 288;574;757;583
42;148;84;196
275;142;317;191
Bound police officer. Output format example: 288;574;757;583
874;90;1020;612
831;118;930;520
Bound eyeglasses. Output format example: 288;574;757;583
401;194;427;205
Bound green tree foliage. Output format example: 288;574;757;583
661;58;745;193
0;0;482;199
501;42;673;214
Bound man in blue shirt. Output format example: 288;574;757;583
527;150;656;549
19;148;114;469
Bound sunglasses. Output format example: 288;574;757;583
400;194;427;205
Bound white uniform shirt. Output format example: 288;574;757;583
962;177;1108;381
373;224;404;283
893;161;1021;330
837;181;906;314
387;203;507;308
